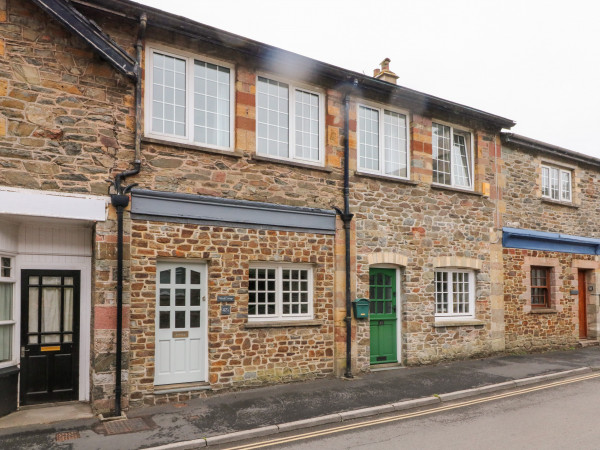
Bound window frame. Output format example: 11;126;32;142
530;266;551;308
255;73;326;166
431;121;475;190
357;101;411;180
247;263;314;322
541;164;572;202
0;255;16;369
144;44;236;151
434;269;476;319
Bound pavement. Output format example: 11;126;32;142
2;346;600;449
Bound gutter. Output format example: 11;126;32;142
107;12;146;418
334;80;358;379
501;133;600;167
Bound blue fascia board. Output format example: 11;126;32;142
502;227;600;255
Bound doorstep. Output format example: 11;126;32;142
0;402;94;430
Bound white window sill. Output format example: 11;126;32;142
431;183;482;197
250;154;332;173
355;171;417;185
540;198;579;209
245;319;322;329
433;318;484;328
142;136;242;158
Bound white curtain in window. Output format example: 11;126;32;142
0;283;12;362
41;287;60;333
0;283;11;321
64;288;73;333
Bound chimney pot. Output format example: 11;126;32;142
373;58;398;85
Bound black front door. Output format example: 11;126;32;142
20;270;80;405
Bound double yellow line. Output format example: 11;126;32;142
225;372;600;450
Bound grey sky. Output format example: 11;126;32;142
134;0;600;158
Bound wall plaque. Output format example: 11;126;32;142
217;295;235;303
172;331;189;338
221;305;231;315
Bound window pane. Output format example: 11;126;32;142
175;267;186;284
41;287;60;333
160;289;170;306
432;123;451;185
248;266;277;316
358;106;379;171
190;270;201;284
160;269;171;284
29;287;38;333
159;311;170;329
541;167;550;197
550;167;559;200
295;89;319;161
452;133;471;188
175;289;186;306
0;325;11;362
1;257;10;278
383;110;407;177
257;77;289;158
152;52;186;137
434;272;448;314
64;288;73;333
190;311;200;328
194;61;230;146
0;283;12;321
190;289;200;306
175;311;186;328
561;170;571;201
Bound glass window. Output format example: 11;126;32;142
432;123;473;188
541;165;572;202
248;265;313;320
0;257;15;364
358;105;409;178
531;267;550;308
148;49;232;149
257;77;322;163
435;270;475;318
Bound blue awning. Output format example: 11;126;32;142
502;227;600;255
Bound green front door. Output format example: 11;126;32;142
369;268;397;364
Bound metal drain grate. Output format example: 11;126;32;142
103;418;151;435
56;431;81;442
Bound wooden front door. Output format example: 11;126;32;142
578;270;587;339
20;270;80;405
155;263;207;385
369;268;397;364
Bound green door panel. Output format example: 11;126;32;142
369;268;397;364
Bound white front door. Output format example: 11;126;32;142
155;262;207;385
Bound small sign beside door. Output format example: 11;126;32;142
40;346;61;352
217;295;235;303
221;305;231;315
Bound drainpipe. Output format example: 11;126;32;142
335;79;358;379
108;13;146;417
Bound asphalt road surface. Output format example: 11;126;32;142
227;374;600;450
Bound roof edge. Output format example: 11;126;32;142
72;0;515;130
501;133;600;167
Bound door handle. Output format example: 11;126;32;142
20;346;29;358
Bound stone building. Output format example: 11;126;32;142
500;134;600;352
0;0;598;419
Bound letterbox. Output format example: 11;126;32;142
353;298;370;319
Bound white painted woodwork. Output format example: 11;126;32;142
155;262;208;385
0;187;107;222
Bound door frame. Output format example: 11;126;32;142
154;261;209;385
17;258;91;402
368;264;402;364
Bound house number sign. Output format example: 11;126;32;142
221;305;231;315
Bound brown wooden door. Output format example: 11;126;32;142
578;270;587;339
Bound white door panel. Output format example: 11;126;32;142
155;263;207;385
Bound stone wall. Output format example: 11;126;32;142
128;220;335;408
503;249;599;351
